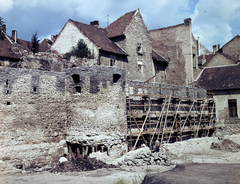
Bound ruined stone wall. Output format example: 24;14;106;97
149;19;194;86
64;66;127;147
222;36;240;59
0;67;67;169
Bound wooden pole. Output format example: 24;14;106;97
167;100;181;144
132;109;150;150
160;95;171;146
195;100;206;138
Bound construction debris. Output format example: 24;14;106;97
50;156;116;173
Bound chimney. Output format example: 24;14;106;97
90;21;99;28
12;30;17;43
213;45;217;54
197;37;200;56
217;44;220;51
184;18;191;26
2;24;6;34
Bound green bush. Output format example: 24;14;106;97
64;39;94;60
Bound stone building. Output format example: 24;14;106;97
149;19;211;86
195;35;240;136
51;9;168;82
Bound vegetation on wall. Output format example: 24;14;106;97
64;39;94;60
0;17;5;40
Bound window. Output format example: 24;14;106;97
138;61;143;73
110;55;116;66
75;86;81;93
110;59;115;66
137;43;143;55
228;99;238;117
113;74;121;83
72;74;80;83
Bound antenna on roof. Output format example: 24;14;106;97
105;14;109;26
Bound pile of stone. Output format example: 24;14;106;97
118;151;171;166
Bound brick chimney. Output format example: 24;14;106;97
213;45;217;54
184;18;191;26
12;30;17;43
217;44;220;51
90;21;99;28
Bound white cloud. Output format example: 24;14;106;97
0;0;14;13
191;0;240;50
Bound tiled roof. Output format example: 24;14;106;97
196;64;240;90
198;52;238;66
69;19;127;56
39;39;53;52
0;36;31;59
152;50;168;63
105;10;137;38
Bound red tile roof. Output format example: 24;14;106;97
196;64;240;90
105;10;137;38
69;19;127;56
39;39;53;52
0;36;31;59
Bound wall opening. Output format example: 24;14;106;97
113;74;121;83
72;74;80;83
33;87;37;92
6;79;9;87
7;101;11;105
75;86;81;93
228;99;238;117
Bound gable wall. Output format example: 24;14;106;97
204;54;236;67
111;11;155;82
51;22;99;59
150;21;193;86
222;36;240;59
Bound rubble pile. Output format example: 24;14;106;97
118;151;172;166
50;156;116;172
211;138;240;152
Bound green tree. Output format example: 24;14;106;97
30;32;40;54
0;17;5;40
64;39;94;60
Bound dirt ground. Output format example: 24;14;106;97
0;165;174;184
1;134;240;184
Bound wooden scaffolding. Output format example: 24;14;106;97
126;75;216;150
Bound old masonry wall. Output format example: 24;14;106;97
0;65;127;171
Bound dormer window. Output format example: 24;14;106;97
137;43;143;55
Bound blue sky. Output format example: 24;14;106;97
1;0;239;51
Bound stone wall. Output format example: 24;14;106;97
65;66;127;147
149;19;194;86
0;65;128;172
0;67;67;169
126;80;207;99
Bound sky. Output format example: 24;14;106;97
0;0;240;51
